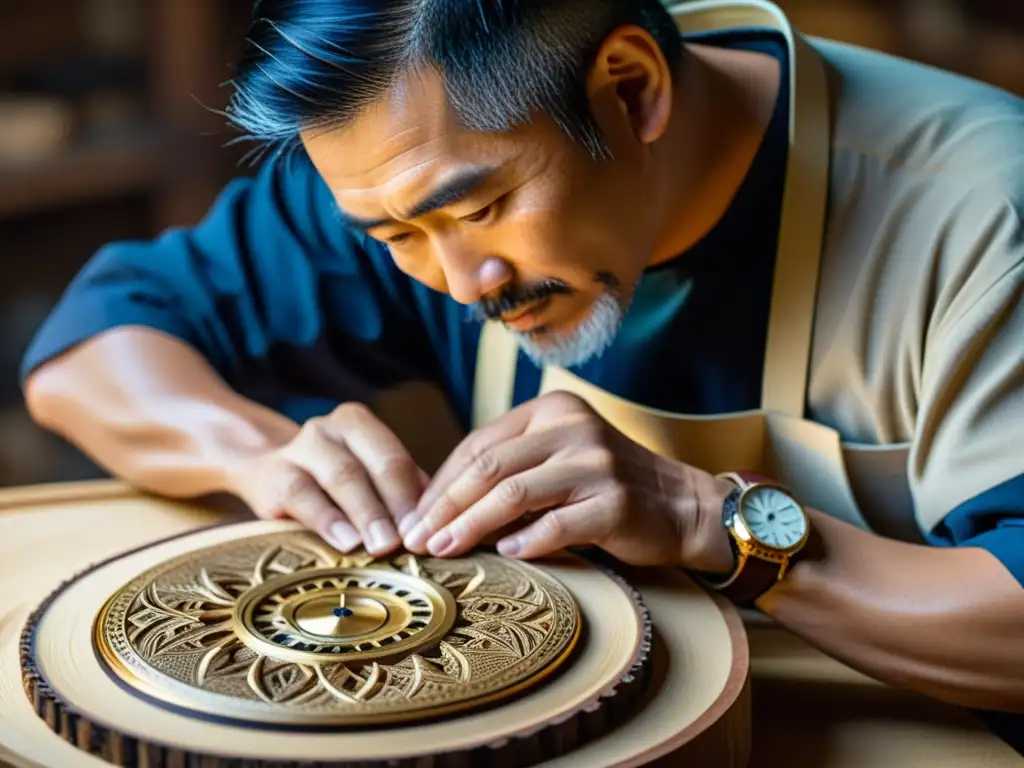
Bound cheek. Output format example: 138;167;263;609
497;194;622;275
525;204;634;276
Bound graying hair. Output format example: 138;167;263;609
227;0;684;161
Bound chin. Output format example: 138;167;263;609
511;291;628;369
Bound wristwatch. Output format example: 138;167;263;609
698;471;810;606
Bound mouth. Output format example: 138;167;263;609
501;296;553;332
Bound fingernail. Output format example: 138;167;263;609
367;519;399;554
404;521;430;551
328;521;361;552
398;513;420;537
497;537;522;557
427;529;454;556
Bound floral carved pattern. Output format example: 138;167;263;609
96;531;580;726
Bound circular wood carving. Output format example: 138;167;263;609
91;530;588;728
21;521;653;766
0;481;751;768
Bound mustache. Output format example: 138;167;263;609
472;279;573;321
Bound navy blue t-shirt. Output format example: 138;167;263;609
18;28;1024;742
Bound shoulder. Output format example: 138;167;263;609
812;37;1024;185
821;40;1024;318
813;36;1024;235
805;39;1024;444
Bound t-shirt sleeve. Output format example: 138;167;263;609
19;151;440;409
928;475;1024;588
911;194;1024;586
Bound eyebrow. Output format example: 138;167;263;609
335;166;497;232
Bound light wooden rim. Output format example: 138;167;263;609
653;590;749;762
606;568;750;768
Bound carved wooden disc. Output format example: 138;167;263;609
21;517;655;766
0;482;751;768
92;530;585;728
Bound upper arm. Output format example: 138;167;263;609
20;150;438;406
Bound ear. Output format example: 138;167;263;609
586;24;675;147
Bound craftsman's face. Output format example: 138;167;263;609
303;31;673;368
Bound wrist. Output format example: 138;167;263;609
678;467;736;574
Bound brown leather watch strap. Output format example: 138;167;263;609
715;554;784;606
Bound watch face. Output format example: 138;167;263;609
740;486;807;548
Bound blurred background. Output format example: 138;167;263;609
1;0;1023;488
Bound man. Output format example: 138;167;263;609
19;0;1024;738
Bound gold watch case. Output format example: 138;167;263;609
724;481;810;577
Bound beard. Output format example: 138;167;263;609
512;290;629;369
471;271;631;369
471;274;631;370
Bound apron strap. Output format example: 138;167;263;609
473;319;521;428
472;0;832;427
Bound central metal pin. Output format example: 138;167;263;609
333;591;353;619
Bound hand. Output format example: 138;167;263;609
223;402;429;556
401;391;735;570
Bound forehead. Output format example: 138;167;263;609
301;70;521;206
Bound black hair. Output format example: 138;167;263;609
227;0;684;160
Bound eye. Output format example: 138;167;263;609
386;232;413;245
461;205;493;224
462;195;505;224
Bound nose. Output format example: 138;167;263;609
436;239;513;305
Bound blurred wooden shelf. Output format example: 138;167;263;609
0;130;167;220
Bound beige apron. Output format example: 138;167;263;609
470;0;921;543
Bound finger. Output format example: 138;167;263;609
404;431;570;553
304;447;401;556
330;405;427;532
286;421;400;556
275;471;363;553
422;460;589;558
398;466;433;537
495;497;616;560
414;404;535;521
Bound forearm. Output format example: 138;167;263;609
756;509;1024;712
24;326;300;498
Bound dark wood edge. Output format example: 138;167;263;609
19;530;655;767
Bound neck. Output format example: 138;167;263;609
648;43;782;267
